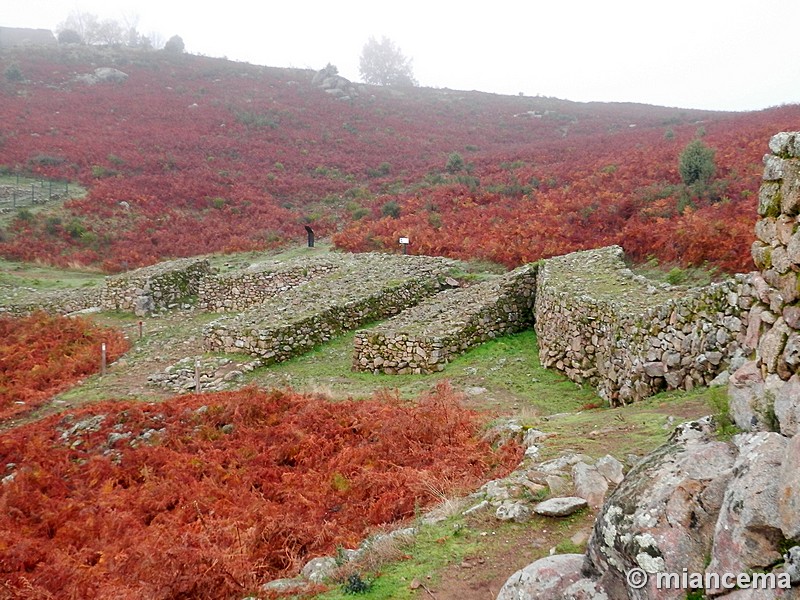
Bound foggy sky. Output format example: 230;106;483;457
6;0;799;112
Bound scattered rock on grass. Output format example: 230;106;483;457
534;497;588;517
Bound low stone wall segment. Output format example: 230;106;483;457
202;253;458;365
197;257;339;312
0;287;98;316
99;257;212;316
534;246;752;405
352;264;537;374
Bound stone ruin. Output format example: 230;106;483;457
352;264;537;374
100;257;212;316
496;134;800;599
535;246;752;405
311;64;362;101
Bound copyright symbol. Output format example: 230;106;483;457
626;567;648;589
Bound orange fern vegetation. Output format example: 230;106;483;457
0;312;129;421
0;383;521;599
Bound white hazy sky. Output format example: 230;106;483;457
6;0;800;112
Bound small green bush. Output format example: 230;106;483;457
351;207;369;220
15;208;33;222
666;267;687;285
44;216;62;236
65;219;87;239
4;63;23;82
679;139;716;187
343;573;372;594
445;152;465;174
380;200;401;218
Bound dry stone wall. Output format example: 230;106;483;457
352;264;537;374
731;131;800;435
0;287;97;316
203;253;458;364
99;257;211;316
535;246;751;405
198;257;339;312
496;132;800;600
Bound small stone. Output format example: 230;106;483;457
785;547;800;585
301;556;338;583
533;497;588;517
462;500;489;516
496;500;532;522
572;462;609;509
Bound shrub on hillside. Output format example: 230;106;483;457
679;139;716;187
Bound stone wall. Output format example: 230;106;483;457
496;132;800;600
730;131;800;435
0;287;98;316
352;264;537;374
100;257;211;316
197;257;339;312
203;253;457;364
535;246;751;405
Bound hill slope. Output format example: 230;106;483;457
1;45;798;271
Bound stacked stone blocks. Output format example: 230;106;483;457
534;246;750;405
731;131;800;435
100;257;212;316
352;264;537;374
198;258;339;312
202;254;457;365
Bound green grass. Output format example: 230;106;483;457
0;258;105;291
315;518;480;600
250;330;600;415
526;385;729;462
0;175;86;228
630;256;721;288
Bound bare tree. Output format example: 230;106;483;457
58;11;98;44
58;10;154;47
359;36;417;87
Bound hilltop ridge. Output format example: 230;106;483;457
0;45;799;273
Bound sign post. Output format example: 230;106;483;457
399;237;410;255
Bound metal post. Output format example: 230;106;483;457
138;320;143;340
31;183;34;203
195;360;201;393
101;343;107;376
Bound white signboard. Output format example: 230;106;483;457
399;237;410;244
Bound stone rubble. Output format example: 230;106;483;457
146;355;260;393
